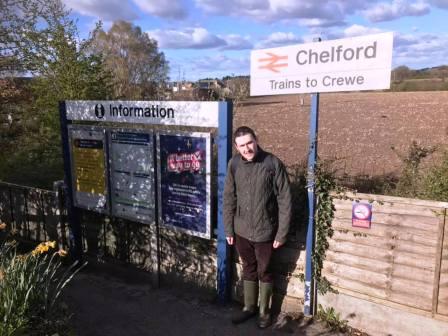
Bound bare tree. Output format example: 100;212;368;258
90;21;169;99
225;76;250;115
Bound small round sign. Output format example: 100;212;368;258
353;203;372;220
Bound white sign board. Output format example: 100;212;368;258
65;101;226;128
250;32;393;96
109;129;155;224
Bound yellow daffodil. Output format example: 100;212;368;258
31;241;56;256
57;249;68;257
0;222;6;230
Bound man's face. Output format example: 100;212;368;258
234;133;258;161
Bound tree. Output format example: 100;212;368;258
224;76;250;116
0;0;113;187
392;65;412;81
90;21;169;99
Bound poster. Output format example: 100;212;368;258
157;132;211;239
109;130;155;224
69;126;108;212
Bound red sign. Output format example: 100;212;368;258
352;203;372;229
167;151;203;173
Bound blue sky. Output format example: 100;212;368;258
63;0;448;80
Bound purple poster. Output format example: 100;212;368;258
158;133;211;238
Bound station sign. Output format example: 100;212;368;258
250;32;393;95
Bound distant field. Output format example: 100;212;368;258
390;78;448;91
235;91;448;177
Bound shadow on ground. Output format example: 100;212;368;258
64;265;348;336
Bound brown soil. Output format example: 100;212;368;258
236;91;448;177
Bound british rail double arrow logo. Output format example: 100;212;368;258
258;52;288;73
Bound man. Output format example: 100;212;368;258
223;126;292;328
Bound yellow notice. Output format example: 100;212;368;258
72;139;105;194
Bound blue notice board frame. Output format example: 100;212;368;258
60;100;233;302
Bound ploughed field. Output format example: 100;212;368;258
235;91;448;178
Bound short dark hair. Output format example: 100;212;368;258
233;126;257;142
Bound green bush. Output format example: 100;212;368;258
0;225;85;335
421;151;448;201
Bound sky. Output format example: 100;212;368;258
63;0;448;81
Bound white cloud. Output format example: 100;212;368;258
132;0;187;19
256;32;303;49
191;54;250;74
63;0;138;21
299;18;346;28
148;28;253;50
194;0;369;27
147;28;226;49
429;0;448;9
363;0;430;22
393;33;448;68
343;24;384;37
169;53;250;80
219;35;253;50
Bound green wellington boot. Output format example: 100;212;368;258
258;282;273;329
232;280;258;324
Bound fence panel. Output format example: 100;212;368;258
0;182;68;249
326;193;448;314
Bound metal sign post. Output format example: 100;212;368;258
217;101;233;303
304;93;319;316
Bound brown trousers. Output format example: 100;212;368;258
235;235;273;283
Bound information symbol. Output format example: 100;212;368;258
95;104;105;119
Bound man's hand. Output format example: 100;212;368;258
226;236;234;245
273;240;283;249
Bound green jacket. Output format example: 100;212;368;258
223;149;292;243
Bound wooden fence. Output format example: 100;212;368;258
326;193;448;320
0;181;69;248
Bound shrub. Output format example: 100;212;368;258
0;224;85;335
421;151;448;201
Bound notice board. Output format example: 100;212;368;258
68;126;108;213
157;132;211;238
109;129;155;224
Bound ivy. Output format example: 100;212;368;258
312;161;345;295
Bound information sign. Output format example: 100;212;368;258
109;129;155;224
65;100;226;128
68;126;108;212
157;132;211;238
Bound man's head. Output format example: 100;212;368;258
234;126;258;161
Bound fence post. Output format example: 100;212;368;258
53;180;68;249
432;207;447;316
59;101;83;261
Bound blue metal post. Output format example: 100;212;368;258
59;101;83;261
217;101;233;303
304;92;320;316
